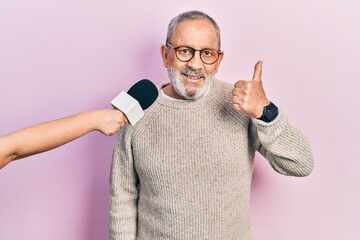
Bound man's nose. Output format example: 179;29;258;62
187;51;203;70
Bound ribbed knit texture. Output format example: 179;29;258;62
109;80;314;240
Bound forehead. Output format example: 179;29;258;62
170;18;218;49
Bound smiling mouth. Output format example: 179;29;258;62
181;73;204;81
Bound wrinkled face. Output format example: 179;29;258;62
161;18;223;100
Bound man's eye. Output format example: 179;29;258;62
178;48;191;54
203;50;213;56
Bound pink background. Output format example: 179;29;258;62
1;1;359;239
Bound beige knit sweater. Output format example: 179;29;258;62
109;80;313;240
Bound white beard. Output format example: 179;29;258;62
168;67;215;100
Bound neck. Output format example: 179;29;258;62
162;83;187;100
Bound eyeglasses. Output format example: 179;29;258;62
166;43;222;65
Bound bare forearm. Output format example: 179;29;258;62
15;112;97;156
0;109;127;169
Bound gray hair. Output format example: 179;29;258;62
166;10;221;50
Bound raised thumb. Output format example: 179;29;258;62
252;60;263;81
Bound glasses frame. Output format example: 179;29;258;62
166;43;223;65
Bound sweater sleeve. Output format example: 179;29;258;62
109;125;139;240
250;110;314;176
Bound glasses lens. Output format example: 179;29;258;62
175;47;194;62
200;49;219;64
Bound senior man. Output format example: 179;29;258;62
109;10;313;239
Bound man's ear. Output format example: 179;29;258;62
160;44;169;68
214;52;224;73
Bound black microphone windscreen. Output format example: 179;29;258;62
127;79;159;110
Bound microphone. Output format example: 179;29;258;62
111;79;158;125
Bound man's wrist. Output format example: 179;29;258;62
257;101;278;123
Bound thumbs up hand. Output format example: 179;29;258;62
231;61;270;118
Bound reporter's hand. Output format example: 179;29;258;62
93;109;128;136
231;61;270;118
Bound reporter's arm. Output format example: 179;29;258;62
0;109;128;169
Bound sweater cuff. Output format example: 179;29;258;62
251;109;288;145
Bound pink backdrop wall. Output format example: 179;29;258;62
1;1;359;239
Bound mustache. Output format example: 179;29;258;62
180;67;205;77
